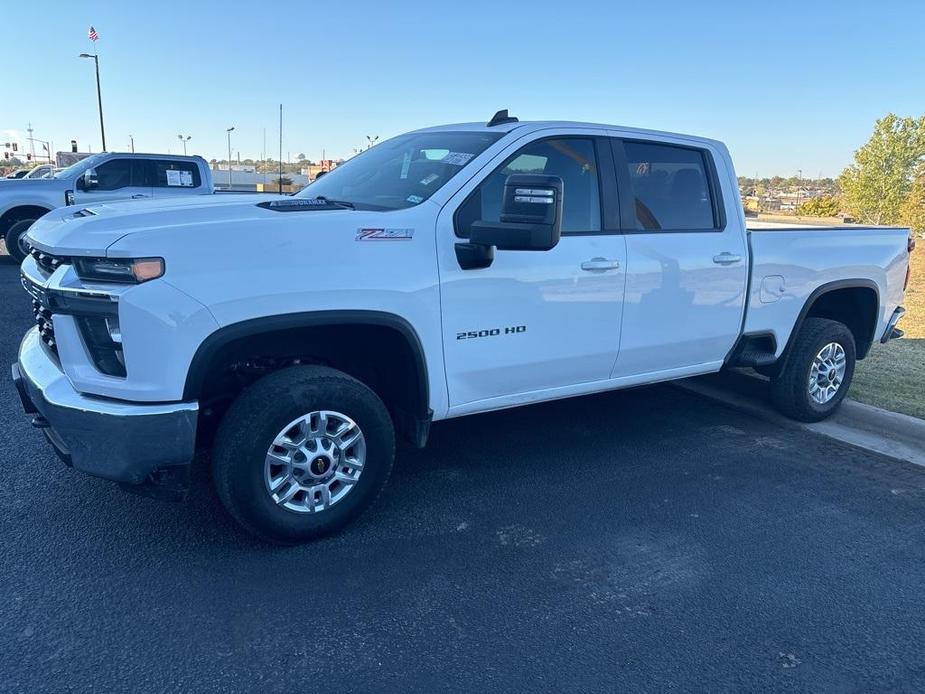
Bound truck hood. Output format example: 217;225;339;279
25;194;306;256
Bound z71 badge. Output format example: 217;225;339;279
356;228;414;241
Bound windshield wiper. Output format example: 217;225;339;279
312;196;355;210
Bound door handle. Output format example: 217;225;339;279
713;252;742;265
131;194;149;199
581;257;621;272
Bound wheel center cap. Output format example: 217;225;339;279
310;456;332;476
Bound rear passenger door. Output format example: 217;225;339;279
610;138;747;378
150;159;204;199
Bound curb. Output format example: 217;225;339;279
675;370;925;468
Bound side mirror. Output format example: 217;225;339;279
469;174;563;251
78;169;98;191
455;174;563;270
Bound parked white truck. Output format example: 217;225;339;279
1;152;214;262
12;112;911;543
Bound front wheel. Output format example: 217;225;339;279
4;219;36;263
212;365;395;544
770;317;856;422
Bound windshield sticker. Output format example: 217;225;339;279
166;169;194;186
406;194;424;204
356;227;414;241
441;152;475;166
400;152;411;180
420;173;440;186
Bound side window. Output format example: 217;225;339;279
153;160;201;188
622;141;717;231
93;159;133;191
456;138;601;236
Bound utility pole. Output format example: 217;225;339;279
796;169;803;214
27;123;35;160
279;104;283;195
79;53;106;150
226;126;235;189
129;135;135;153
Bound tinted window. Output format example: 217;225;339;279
94;159;133;191
456;138;601;236
153;160;201;188
623;142;716;230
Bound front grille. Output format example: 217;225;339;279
32;299;58;357
29;247;66;277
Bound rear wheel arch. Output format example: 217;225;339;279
185;311;432;447
782;280;880;365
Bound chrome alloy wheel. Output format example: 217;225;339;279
264;410;366;513
808;342;847;405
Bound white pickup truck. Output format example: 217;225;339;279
12;112;911;543
1;152;214;262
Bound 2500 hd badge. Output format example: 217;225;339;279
456;325;527;340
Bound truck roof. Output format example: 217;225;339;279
412;120;725;150
95;152;207;161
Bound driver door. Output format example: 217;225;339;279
437;130;627;412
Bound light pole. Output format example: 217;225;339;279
226;127;235;189
796;169;803;215
177;134;191;155
79;53;106;151
129;135;134;153
366;135;379;150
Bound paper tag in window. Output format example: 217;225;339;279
407;194;424;204
166;169;194;187
400;152;411;180
442;152;474;166
420;173;439;185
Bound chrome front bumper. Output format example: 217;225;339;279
12;328;198;484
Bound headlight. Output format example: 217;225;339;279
74;257;165;283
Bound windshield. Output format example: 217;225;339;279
54;153;107;180
296;131;504;210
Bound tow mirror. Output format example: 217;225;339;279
455;174;563;270
78;169;98;191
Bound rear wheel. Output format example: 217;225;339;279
212;365;395;544
770;317;856;422
4;219;36;263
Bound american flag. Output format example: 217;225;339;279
88;26;98;41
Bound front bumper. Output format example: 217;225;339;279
12;328;198;484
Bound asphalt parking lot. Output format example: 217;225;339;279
1;255;924;693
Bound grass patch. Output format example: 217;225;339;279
852;245;924;418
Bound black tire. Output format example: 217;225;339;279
4;219;36;263
212;365;395;544
770;317;856;422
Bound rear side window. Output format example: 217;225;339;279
622;141;717;231
153;160;201;188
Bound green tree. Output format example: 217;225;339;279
797;195;840;217
839;114;925;224
900;165;925;234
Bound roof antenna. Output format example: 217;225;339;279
487;109;518;127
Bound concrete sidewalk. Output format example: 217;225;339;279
676;370;925;467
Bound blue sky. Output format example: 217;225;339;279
4;0;922;177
